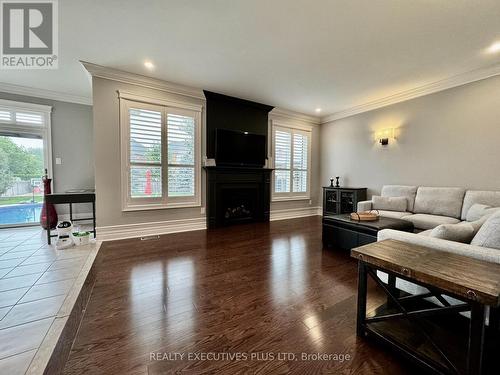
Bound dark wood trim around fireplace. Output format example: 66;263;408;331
205;166;272;228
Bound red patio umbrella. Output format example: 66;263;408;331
145;169;152;195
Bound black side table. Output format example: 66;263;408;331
45;193;96;244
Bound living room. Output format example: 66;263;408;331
0;1;499;374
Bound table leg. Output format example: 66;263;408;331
69;203;73;222
488;307;500;374
356;261;367;337
92;201;96;238
46;200;51;245
467;303;486;375
387;273;398;307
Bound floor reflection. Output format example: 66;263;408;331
129;256;196;348
270;235;307;304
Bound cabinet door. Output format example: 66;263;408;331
358;232;376;247
324;190;339;214
340;191;354;213
323;224;358;250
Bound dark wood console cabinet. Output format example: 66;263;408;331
322;187;367;216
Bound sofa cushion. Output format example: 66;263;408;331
378;229;500;264
461;190;500;220
413;187;465;219
465;203;500;222
381;185;418;212
471;211;500;250
402;213;460;230
429;223;475;244
372;196;407;212
377;210;413;219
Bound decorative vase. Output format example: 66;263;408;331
40;169;58;230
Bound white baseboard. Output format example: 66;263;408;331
270;206;322;221
97;216;207;242
87;207;322;242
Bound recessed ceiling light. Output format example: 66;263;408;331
144;61;155;69
315;108;322;113
486;41;500;54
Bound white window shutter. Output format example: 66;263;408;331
167;113;195;197
128;108;162;198
15;112;44;126
292;133;308;192
0;110;12;122
274;129;292;193
274;130;291;170
272;125;311;199
130;108;162;163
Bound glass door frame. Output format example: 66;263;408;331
0;99;53;228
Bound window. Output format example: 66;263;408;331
120;93;202;211
272;123;311;200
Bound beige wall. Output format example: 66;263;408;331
92;77;206;227
320;75;500;199
0;92;93;215
93;76;321;228
269;113;321;212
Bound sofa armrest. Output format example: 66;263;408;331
357;200;373;212
377;229;500;264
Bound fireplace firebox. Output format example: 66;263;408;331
205;167;272;228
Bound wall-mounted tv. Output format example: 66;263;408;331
215;129;266;167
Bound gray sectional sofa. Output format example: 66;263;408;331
357;185;500;313
357;185;500;230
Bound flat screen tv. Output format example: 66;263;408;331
215;129;266;167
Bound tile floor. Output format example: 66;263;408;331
0;226;97;375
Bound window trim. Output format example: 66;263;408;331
119;93;202;211
271;120;312;202
0;99;53;179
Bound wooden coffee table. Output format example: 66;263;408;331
352;240;500;375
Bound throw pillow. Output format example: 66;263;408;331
372;196;407;212
471;211;500;250
466;203;500;222
430;223;475;244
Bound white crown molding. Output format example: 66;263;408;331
270;107;321;125
97;216;207;241
270;206;321;221
0;81;92;106
0;98;52;113
321;62;500;124
117;90;203;112
81;61;206;101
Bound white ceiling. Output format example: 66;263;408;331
0;0;499;116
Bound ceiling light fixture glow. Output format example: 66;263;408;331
315;108;322;113
486;41;500;54
144;61;155;69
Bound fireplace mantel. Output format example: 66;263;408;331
204;166;272;228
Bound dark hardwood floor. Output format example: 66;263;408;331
63;217;416;374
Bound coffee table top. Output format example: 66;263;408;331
352;239;500;306
323;214;414;231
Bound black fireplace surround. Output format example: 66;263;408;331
204;91;274;229
205;166;272;228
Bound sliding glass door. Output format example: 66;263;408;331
0;99;52;227
0;135;45;226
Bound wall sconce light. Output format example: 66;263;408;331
376;128;394;146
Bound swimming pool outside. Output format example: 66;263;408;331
0;202;42;225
